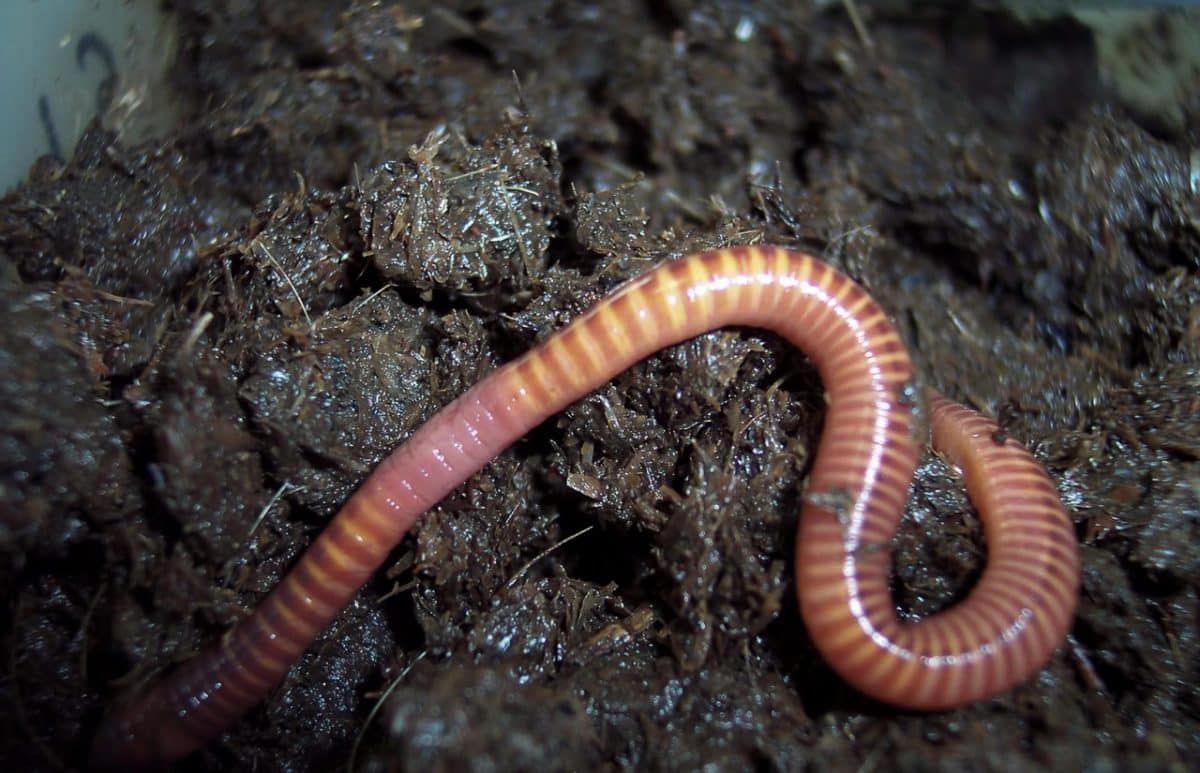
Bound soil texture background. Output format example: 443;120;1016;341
1;2;1198;771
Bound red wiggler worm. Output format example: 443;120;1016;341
90;246;1080;769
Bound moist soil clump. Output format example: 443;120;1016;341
1;2;1197;771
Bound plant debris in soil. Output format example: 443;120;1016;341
1;2;1198;771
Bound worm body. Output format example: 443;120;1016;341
91;247;1080;769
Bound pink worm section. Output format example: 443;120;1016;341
91;246;1080;769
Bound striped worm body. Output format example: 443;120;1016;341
91;246;1080;769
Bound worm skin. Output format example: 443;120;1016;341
90;246;1080;769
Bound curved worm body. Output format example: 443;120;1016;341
91;247;1080;769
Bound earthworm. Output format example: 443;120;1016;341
90;246;1080;769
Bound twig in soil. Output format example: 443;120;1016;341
1066;633;1107;697
856;745;885;773
351;283;395;315
375;577;418;604
503;525;595;591
7;599;68;771
840;0;874;50
257;242;314;331
179;311;213;357
504;184;540;197
77;582;107;682
445;163;500;182
220;482;307;586
498;173;536;273
246;482;305;545
347;650;427;773
86;287;156;307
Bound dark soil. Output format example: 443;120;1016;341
2;2;1198;771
